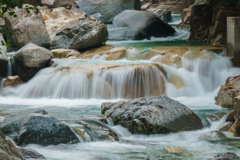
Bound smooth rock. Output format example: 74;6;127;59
51;49;81;59
206;113;227;122
3;76;23;88
0;109;79;146
214;152;240;160
101;95;203;134
11;43;53;81
4;5;51;49
199;130;229;141
113;10;175;38
228;119;240;137
75;0;141;24
219;122;233;131
163;146;187;153
18;147;46;160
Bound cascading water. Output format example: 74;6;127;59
7;57;12;77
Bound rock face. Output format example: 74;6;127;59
215;76;240;109
75;0;141;24
40;7;108;50
11;43;53;81
3;76;23;88
113;10;175;38
0;110;79;146
4;5;51;49
0;130;24;160
101;96;203;134
199;131;229;141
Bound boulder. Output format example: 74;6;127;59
214;152;240;160
108;28;149;41
219;122;233;131
4;5;51;49
41;7;108;50
11;43;53;81
0;109;79;145
51;49;81;58
18;147;46;160
113;10;176;38
215;76;240;109
75;0;141;24
153;9;172;23
228;119;240;137
0;54;8;78
205;113;227;122
0;130;24;160
199;130;229;141
101;96;203;134
3;76;23;88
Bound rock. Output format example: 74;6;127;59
79;45;126;60
215;76;240;109
51;49;81;58
205;113;227;122
226;111;235;122
0;130;24;160
101;95;203;134
0;109;79;145
3;76;23;88
11;43;53;81
18;147;46;160
11;0;39;6
163;146;187;153
214;152;240;160
0;33;7;55
113;10;176;38
181;6;193;24
234;95;240;120
153;9;172;23
228;119;240;137
75;0;141;24
4;4;51;49
108;28;149;41
219;122;233;131
199;130;229;141
0;54;8;78
41;7;108;50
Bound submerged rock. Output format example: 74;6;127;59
4;4;51;49
18;147;46;160
0;109;79;146
199;131;229;141
113;10;176;38
214;152;239;160
75;0;141;24
11;43;53;81
163;146;187;153
101;96;203;134
0;130;24;160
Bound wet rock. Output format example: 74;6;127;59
18;147;46;160
214;152;239;160
51;49;81;59
0;109;79;146
181;5;193;24
101;95;203;135
11;43;53;81
75;0;141;24
228;119;240;137
199;130;229;141
3;76;23;88
79;45;126;60
163;146;187;153
0;33;7;56
206;113;227;122
219;122;234;131
0;130;24;160
215;76;240;109
113;10;176;38
234;95;240;120
0;54;8;78
4;4;51;49
153;9;172;23
226;111;235;122
108;28;149;41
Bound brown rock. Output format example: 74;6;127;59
206;113;227;122
226;111;235;122
3;76;23;88
228;119;240;137
234;95;240;120
51;49;81;59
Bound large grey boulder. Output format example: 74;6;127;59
75;0;141;24
4;5;51;49
101;96;203;134
108;27;149;41
11;43;53;81
51;16;108;50
0;110;79;146
113;10;176;38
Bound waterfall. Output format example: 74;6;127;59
7;57;12;77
